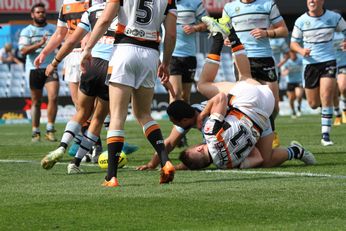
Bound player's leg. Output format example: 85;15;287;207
333;84;342;126
105;82;131;185
295;85;304;116
169;74;183;102
337;70;346;123
320;76;337;146
286;84;296;118
29;69;43;142
44;74;59;141
68;97;109;174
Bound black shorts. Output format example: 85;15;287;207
79;57;109;101
338;65;346;75
286;82;302;92
248;57;277;82
304;60;337;89
29;68;59;90
169;56;197;83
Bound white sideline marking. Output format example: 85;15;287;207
1;159;345;179
203;169;346;179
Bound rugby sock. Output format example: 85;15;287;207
206;33;223;64
287;145;303;160
104;115;110;130
46;123;54;132
74;130;99;166
227;27;245;55
321;107;333;138
341;96;346;112
60;120;81;149
143;121;168;167
334;106;341;117
106;130;124;180
32;127;40;133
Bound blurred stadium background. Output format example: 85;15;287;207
0;0;345;124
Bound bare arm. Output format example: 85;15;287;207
291;41;310;57
158;12;177;83
46;27;88;76
34;26;68;68
20;35;47;55
137;126;185;170
250;20;288;39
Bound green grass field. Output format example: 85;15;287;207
0;115;345;230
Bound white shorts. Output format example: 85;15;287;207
63;49;82;83
107;44;159;89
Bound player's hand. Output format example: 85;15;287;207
182;25;195;35
34;52;46;68
250;28;267;39
196;113;205;130
341;41;346;51
80;48;92;74
39;34;48;46
45;63;56;76
301;48;311;57
136;163;156;171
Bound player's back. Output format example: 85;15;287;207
114;0;176;49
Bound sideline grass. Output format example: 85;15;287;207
0;115;345;230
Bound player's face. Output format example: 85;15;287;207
32;7;46;25
185;144;210;164
307;0;324;13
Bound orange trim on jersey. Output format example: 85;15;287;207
228;110;261;134
215;128;233;169
116;23;126;34
144;124;160;137
228;95;236;106
62;2;89;14
107;137;124;144
116;23;160;42
107;66;113;75
106;0;120;2
232;44;245;53
207;54;221;61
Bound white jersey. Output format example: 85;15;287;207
204;81;275;169
108;0;177;50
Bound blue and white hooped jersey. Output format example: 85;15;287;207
223;0;284;58
334;32;346;68
270;38;289;65
18;24;56;70
78;2;117;61
291;10;346;65
173;0;207;57
282;56;303;84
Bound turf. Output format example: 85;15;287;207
0;115;345;231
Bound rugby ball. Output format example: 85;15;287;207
98;151;128;169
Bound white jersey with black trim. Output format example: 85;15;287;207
109;0;177;50
204;114;259;169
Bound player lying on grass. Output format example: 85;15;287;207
40;0;137;173
137;16;316;170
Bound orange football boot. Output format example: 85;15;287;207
160;161;175;184
102;177;119;187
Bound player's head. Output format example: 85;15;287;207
31;3;46;25
179;144;212;170
167;100;197;129
307;0;324;13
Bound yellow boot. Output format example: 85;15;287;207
272;132;280;148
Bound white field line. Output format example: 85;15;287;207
1;159;346;179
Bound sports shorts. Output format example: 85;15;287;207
286;82;302;92
63;49;82;83
107;44;159;89
303;60;337;89
337;65;346;75
79;57;109;101
248;57;278;82
29;68;59;90
169;56;197;83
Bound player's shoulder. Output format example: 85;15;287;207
20;24;34;35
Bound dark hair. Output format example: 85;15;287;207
179;145;211;170
31;3;45;12
166;100;195;121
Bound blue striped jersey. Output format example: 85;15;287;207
223;0;284;58
173;0;207;57
291;10;346;64
270;38;289;65
282;56;303;84
334;32;346;67
18;24;56;70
